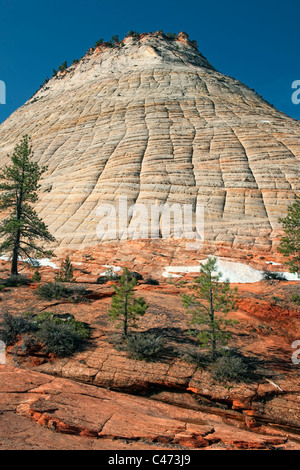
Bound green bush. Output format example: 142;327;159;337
5;274;31;287
36;321;84;357
180;348;209;368
36;282;88;302
0;309;90;357
126;333;163;361
0;313;35;345
291;294;300;305
211;354;249;383
32;269;41;283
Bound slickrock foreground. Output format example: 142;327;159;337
1;366;299;450
1;258;299;450
0;31;299;254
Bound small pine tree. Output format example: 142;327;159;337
95;38;104;47
0;135;56;276
111;35;119;44
58;61;68;73
278;196;300;275
108;267;148;337
182;257;238;361
32;269;41;283
55;255;74;282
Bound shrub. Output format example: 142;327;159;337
36;321;84;357
211;354;249;383
36;282;88;302
0;313;35;345
5;274;31;287
20;333;40;354
126;333;163;361
33;311;89;338
0;311;89;357
32;269;41;283
145;277;159;285
291;294;300;305
180;348;209;368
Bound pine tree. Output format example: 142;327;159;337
108;268;148;337
278;196;300;275
0;135;56;276
55;255;74;282
182;257;238;361
58;61;68;73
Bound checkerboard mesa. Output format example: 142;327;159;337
0;31;299;254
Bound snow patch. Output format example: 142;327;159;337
162;257;300;284
0;255;59;269
100;265;122;276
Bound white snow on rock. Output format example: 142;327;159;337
100;265;122;276
162;271;183;279
162;257;300;283
0;255;59;269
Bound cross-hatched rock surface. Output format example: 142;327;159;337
0;31;299;252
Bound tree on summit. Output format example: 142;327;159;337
0;135;56;276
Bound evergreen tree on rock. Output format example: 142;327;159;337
0;135;56;276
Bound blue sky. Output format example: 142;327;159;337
0;0;299;124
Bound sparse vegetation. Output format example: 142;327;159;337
36;321;83;357
0;311;89;357
291;294;300;305
109;267;148;337
55;255;75;282
36;282;88;302
31;269;41;283
211;353;249;383
0;313;35;345
182;257;238;361
95;38;104;47
126;332;163;361
180;347;209;368
126;30;140;38
57;61;68;73
4;274;31;287
165;32;177;40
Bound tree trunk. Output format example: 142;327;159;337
11;230;20;276
209;287;216;362
124;295;128;337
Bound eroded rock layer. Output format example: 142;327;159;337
0;31;299;252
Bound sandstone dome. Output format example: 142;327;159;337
0;31;299;255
